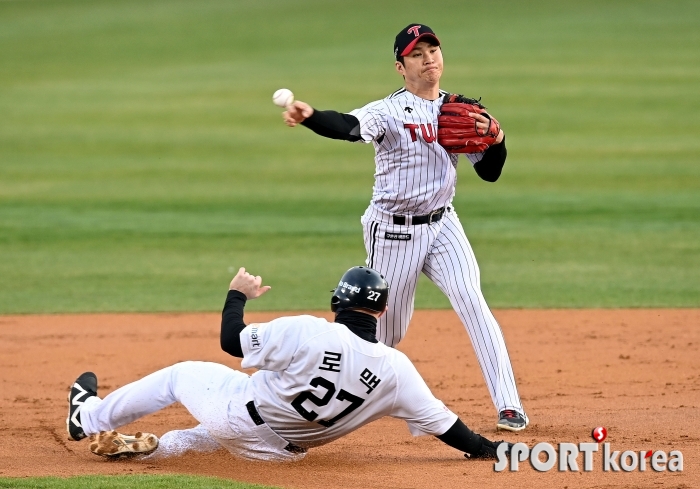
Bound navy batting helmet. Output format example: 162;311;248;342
331;266;389;314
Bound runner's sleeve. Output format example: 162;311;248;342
220;290;248;357
436;418;485;453
389;353;458;436
240;317;303;371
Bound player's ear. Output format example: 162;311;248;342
395;60;405;76
378;304;389;318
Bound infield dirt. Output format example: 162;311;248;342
1;309;697;488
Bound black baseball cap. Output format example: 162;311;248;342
394;24;441;60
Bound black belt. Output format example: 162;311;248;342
393;206;445;226
245;401;307;454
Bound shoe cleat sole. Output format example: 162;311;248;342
89;430;159;458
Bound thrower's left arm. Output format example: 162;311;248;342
472;136;507;182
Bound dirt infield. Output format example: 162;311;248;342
0;309;697;488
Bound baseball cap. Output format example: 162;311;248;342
394;24;441;60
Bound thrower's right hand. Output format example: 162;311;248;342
229;267;271;300
283;101;313;127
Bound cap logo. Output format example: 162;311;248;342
407;25;421;37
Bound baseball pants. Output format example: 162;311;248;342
80;361;305;461
362;206;524;415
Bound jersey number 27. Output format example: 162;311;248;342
291;376;364;427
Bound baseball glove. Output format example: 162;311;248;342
437;94;500;154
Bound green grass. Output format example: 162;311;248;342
0;475;278;489
0;0;698;312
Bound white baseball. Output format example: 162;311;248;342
272;88;294;108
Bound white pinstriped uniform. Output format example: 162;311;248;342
348;88;525;415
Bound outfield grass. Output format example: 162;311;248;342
0;0;698;313
0;475;278;489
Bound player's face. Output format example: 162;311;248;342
395;42;443;86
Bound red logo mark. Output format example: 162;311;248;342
404;123;436;143
645;450;653;458
591;426;607;443
407;25;421;37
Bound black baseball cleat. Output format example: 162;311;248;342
464;437;512;460
497;409;529;432
66;372;98;441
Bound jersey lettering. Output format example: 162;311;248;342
291;376;335;422
317;389;364;427
360;368;381;394
420;123;436;143
291;376;366;427
404;123;419;142
403;123;436;143
385;232;411;241
250;325;260;349
318;351;342;372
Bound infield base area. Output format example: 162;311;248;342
0;309;697;488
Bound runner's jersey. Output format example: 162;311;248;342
240;316;457;448
348;88;484;216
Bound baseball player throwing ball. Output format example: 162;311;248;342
66;266;512;460
281;24;528;431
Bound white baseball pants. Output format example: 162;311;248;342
80;361;305;461
362;206;525;415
